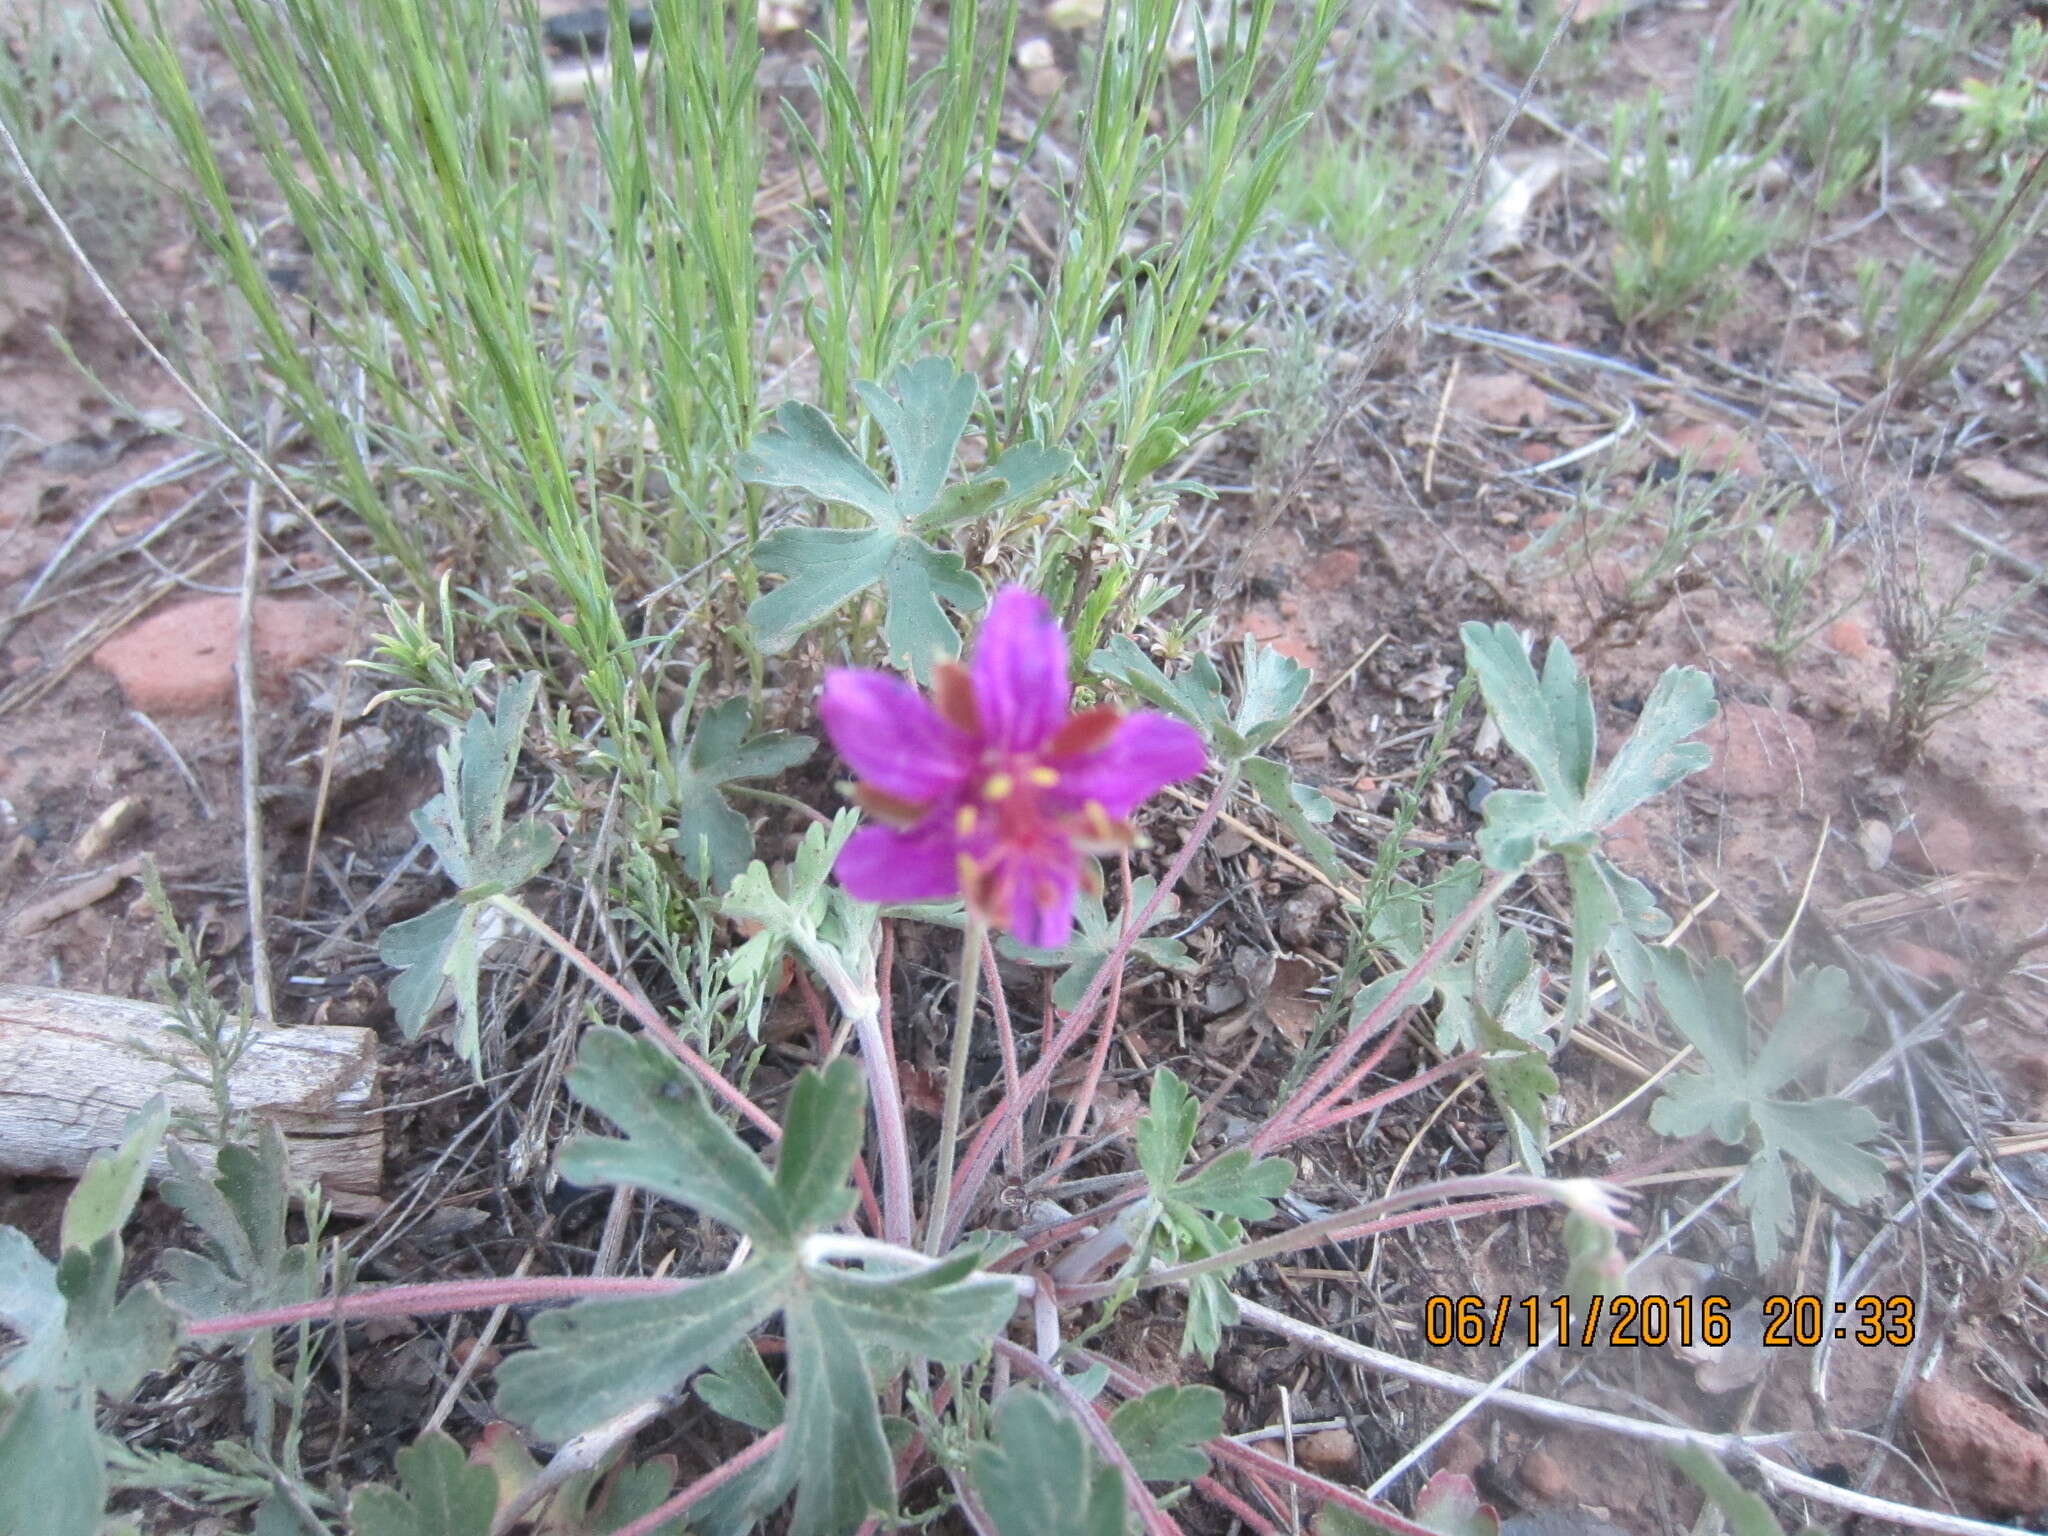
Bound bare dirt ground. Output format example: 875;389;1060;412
4;0;2048;1530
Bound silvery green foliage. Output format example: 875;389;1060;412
1091;635;1344;878
378;674;562;1067
158;1122;316;1320
721;811;880;1030
666;690;815;894
356;1428;688;1536
1646;953;1886;1267
1000;875;1196;1011
0;1102;180;1536
1116;1069;1295;1362
347;1433;497;1536
1107;1384;1224;1483
493;1034;1017;1535
1460;621;1716;1035
741;358;1073;679
1370;861;1558;1173
970;1390;1129;1536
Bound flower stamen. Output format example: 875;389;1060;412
983;773;1016;802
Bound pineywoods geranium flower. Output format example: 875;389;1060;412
820;587;1207;948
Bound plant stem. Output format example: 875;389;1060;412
1253;867;1517;1154
609;1426;788;1536
489;894;779;1139
925;915;987;1252
941;773;1237;1248
993;1340;1182;1536
189;1274;689;1339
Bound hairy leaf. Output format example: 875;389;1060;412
1372;865;1557;1172
61;1099;166;1254
499;1031;1016;1530
970;1390;1129;1536
1089;635;1306;765
1129;1069;1294;1359
1108;1384;1223;1482
379;675;559;1066
1462;622;1714;863
558;1030;793;1243
669;694;814;893
348;1432;497;1536
740;358;1072;676
722;812;881;1038
493;1266;786;1445
160;1124;316;1319
0;1105;178;1536
1647;953;1887;1266
1001;876;1195;1012
1459;623;1713;1033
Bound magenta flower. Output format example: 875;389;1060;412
820;587;1207;948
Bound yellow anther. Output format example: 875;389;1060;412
1026;766;1060;788
955;805;979;836
1084;799;1113;837
983;773;1016;801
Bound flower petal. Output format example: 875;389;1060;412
820;669;974;801
835;822;964;904
1051;711;1207;817
981;845;1081;949
970;586;1070;752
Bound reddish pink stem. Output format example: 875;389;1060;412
1196;1474;1282;1536
1080;1350;1434;1536
188;1274;688;1338
1048;853;1134;1179
993;1340;1182;1536
1253;869;1515;1155
942;782;1231;1247
1210;1437;1439;1535
494;897;779;1140
610;1425;788;1536
1275;1049;1485;1147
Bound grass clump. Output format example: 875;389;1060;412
99;0;1339;996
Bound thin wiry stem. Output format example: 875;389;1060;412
1254;868;1517;1153
608;1426;788;1536
926;916;988;1253
942;774;1235;1247
488;895;778;1138
189;1275;688;1338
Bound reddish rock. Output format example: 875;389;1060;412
1823;616;1872;659
1239;605;1321;673
1663;420;1765;479
91;596;351;715
1432;1427;1484;1479
1294;1427;1360;1480
1300;549;1363;594
1696;701;1819;801
1895;809;1979;878
1519;1447;1569;1501
1910;1376;2048;1514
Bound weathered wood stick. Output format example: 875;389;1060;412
0;984;383;1213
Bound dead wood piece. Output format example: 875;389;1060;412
0;983;383;1210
